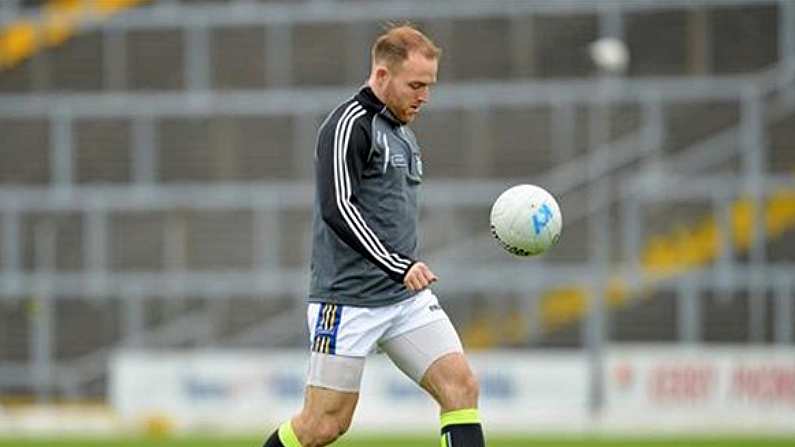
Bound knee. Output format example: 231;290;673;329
298;414;351;447
440;373;480;409
459;373;480;404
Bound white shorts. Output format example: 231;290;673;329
306;289;463;391
307;289;451;356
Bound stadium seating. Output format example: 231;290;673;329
0;0;793;400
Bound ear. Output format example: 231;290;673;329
374;65;390;84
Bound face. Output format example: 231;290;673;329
378;51;438;124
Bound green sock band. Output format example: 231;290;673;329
278;421;302;447
440;408;481;429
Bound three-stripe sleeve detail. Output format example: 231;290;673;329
332;102;413;276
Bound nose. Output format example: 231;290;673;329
418;87;429;103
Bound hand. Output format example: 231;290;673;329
403;262;438;292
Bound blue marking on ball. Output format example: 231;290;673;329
532;203;554;235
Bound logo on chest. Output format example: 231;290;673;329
390;153;408;168
378;131;422;176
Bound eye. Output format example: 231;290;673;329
409;82;423;90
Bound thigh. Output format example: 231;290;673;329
380;317;463;384
306;351;366;393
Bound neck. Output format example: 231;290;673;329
365;77;406;124
366;79;388;107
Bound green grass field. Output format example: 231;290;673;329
1;437;794;447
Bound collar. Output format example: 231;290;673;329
355;86;403;126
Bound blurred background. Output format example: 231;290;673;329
0;0;794;444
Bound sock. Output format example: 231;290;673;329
263;420;302;447
440;408;485;447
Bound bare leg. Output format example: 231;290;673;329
264;385;358;447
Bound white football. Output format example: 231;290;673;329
490;184;562;256
589;37;629;73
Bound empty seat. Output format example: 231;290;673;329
532;14;599;79
448;18;512;81
625;10;688;76
211;26;266;89
711;5;778;74
110;211;167;271
158;115;295;182
184;210;254;269
127;29;185;90
0;119;50;184
768;113;795;173
55;299;122;359
21;213;83;271
292;23;348;86
702;290;751;342
75;119;132;183
663;101;740;154
0;301;30;363
490;106;552;178
279;209;312;268
611;289;678;342
50;33;103;91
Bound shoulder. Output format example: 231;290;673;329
320;99;376;137
316;99;377;160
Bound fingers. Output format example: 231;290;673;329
423;265;438;285
404;262;438;292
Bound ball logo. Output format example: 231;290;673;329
532;203;554;235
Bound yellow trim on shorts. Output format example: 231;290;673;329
327;304;337;330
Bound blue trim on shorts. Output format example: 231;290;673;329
312;303;343;355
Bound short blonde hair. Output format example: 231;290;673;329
371;23;441;71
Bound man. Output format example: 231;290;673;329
263;24;485;447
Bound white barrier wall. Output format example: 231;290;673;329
109;346;795;434
109;350;588;433
603;346;795;432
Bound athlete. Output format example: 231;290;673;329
262;24;485;447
